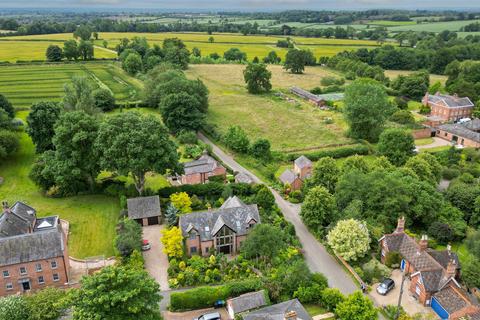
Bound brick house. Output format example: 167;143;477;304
181;152;226;185
279;156;312;192
423;92;474;122
127;195;162;226
0;201;70;297
179;196;260;256
379;217;480;319
436;119;480;148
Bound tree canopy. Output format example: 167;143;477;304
300;186;337;234
243;63;272;94
327;219;370;261
377;128;415;166
26;102;62;153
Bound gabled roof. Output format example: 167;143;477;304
434;286;469;314
220;196;246;209
279;169;298;185
183;153;224;175
294;156;312;169
243;299;312;320
227;290;267;314
426;93;474;109
438;121;480;143
127;196;161;220
0;217;65;266
0;201;37;237
427;248;461;270
179;197;260;241
235;172;255;184
290;87;322;103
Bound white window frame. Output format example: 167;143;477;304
2;270;9;278
5;283;13;290
19;266;27;275
38;276;45;284
51;261;57;269
35;263;42;272
52;273;60;282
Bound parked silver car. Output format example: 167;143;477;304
376;278;395;295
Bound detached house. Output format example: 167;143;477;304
181;151;226;185
279;156;312;192
0;201;70;297
179;196;260;256
423;92;474;122
379;217;480;320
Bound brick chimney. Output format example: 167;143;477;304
1;201;9;213
284;311;297;320
446;259;457;278
395;216;405;233
419;235;428;251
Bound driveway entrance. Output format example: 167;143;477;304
142;224;170;291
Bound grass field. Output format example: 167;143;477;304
0;62;142;109
0;40;116;62
387;19;480;32
0;111;119;258
367;20;417;26
186;64;351;152
385;70;448;86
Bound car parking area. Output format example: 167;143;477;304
370;269;436;317
163;307;230;320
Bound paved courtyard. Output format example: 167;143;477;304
370;269;436;317
142;224;170;291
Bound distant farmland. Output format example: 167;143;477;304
0;63;142;109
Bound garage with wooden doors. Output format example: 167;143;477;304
127;196;162;226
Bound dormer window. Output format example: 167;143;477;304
189;231;197;240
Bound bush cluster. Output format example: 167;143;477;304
287;144;370;162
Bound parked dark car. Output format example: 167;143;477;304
214;300;225;308
376;278;395;295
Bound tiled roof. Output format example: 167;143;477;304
420;269;444;292
0;201;36;237
438;122;480;143
427;93;474;108
294;156;312;169
235;172;255;184
127;196;161;220
183;153;223;175
220;196;246;209
243;299;312;320
228;290;267;314
290;87;323;103
179;197;260;241
279;169;297;185
434;286;468;314
427;249;461;270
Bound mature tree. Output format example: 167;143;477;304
25;288;68;320
255;185;275;210
335;291;378;320
73;25;92;40
78;40;94;60
191;47;201;57
115;218;142;258
428;221;454;245
50;111;100;193
241;224;288;262
26;102;62;153
122;52;143;75
377;128;415;166
224;125;250;153
327;219;370;261
63;40;79;60
344;79;393;142
321;288;346;312
0;109;11;130
462;259;480;289
0;130;19;159
0;94;14;118
163;38;190;69
300;186;337;234
307;157;339;193
243;63;272;94
466;229;480;260
284;49;311;74
159;92;205;133
250;138;271;160
405;155;441;185
445;182;480;223
62;77;97;114
95;112;179;195
272;260;312;298
0;296;29;320
263;50;281;64
70;265;162;320
45;45;63;62
341;155;370;174
92;88;115;112
169;192;192;213
392;71;429;101
161;227;183;259
390;109;415;125
223;48;247;62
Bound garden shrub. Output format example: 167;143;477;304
170;279;262;311
177;130;198;144
293;283;324;304
361;259;391;284
183;144;203;159
287;144;370;162
384;251;402;268
389;110;415;125
320;288;345;312
442;167;461;180
288;190;303;203
321;76;345;86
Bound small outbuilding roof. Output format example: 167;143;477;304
227;290;267;315
183;153;224;175
279;169;297;185
438;121;480;143
294;156;312;169
235;172;255;184
127;196;161;220
243;299;312;320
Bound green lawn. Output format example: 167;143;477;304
415;138;434;146
304;304;331;317
0;111;119;258
186;64;351;153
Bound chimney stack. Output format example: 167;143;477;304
447;244;452;256
284;311;297;320
395;216;405;233
446;259;457;278
1;201;9;213
419;235;428;251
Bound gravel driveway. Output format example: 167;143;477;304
143;224;170;291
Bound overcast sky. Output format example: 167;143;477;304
1;0;480;10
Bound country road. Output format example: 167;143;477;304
198;132;357;294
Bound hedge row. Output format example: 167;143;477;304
157;182;255;199
169;279;262;311
286;144;371;162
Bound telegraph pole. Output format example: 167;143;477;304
394;271;406;320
